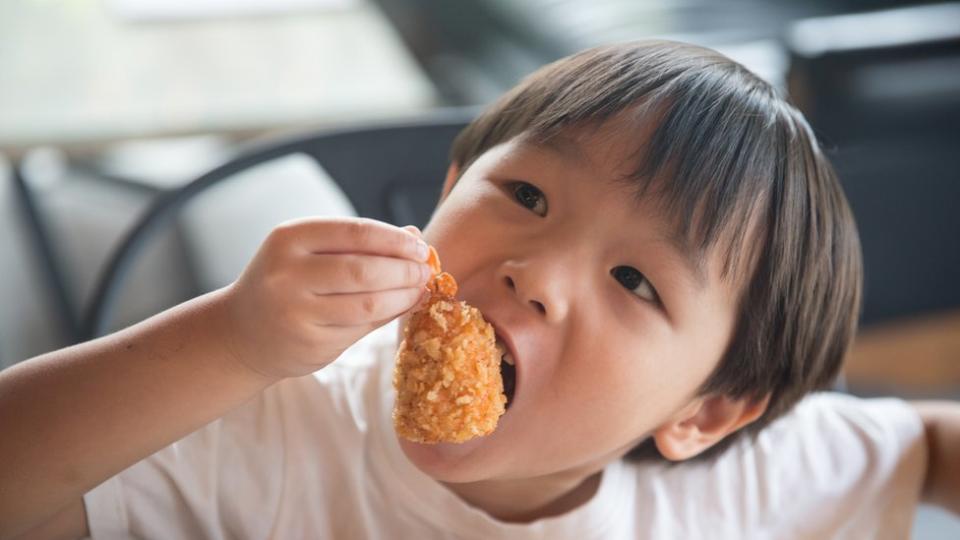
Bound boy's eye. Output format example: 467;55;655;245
611;266;659;303
511;182;548;216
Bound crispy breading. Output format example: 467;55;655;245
393;247;506;443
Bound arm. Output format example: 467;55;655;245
0;288;271;539
0;218;430;539
913;400;960;515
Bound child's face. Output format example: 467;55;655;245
399;124;742;483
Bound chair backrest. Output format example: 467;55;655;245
82;108;475;340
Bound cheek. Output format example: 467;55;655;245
425;185;475;242
528;356;662;461
424;190;504;272
559;327;702;432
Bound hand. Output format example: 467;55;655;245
220;217;431;380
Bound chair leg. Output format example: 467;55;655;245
9;159;80;343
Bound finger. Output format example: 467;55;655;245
333;289;431;341
403;225;423;238
278;217;429;262
312;287;426;327
353;294;429;333
303;254;431;294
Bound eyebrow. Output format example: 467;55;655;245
537;133;592;167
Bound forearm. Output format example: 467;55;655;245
0;286;276;536
914;401;960;515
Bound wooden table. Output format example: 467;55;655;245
846;310;960;397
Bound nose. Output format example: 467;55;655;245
498;259;571;324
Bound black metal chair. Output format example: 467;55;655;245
81;108;476;340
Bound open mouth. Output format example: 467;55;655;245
495;336;517;409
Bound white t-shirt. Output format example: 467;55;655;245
84;323;927;539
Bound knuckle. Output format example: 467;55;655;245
267;221;298;249
346;259;369;286
345;219;372;245
360;295;378;317
274;219;299;236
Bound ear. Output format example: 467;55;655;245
652;393;771;461
439;162;461;202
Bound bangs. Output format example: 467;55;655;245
511;43;788;279
625;75;783;279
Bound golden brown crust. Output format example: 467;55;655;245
392;248;505;443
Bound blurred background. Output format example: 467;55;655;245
1;0;958;535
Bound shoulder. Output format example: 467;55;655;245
762;392;926;460
750;393;929;494
623;393;928;538
743;393;927;536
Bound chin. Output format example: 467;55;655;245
397;435;502;483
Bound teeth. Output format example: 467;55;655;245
495;336;516;366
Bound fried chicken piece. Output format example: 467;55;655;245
392;247;506;443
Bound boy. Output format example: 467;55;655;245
2;40;958;539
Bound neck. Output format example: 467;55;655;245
441;466;604;523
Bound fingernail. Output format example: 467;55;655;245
404;225;423;237
416;239;429;261
420;264;432;283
